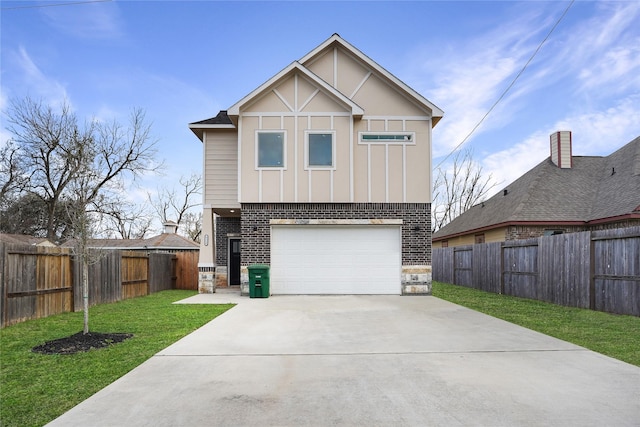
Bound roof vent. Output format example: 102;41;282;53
163;221;178;234
550;131;573;168
503;189;508;196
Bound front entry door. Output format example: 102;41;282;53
229;238;241;285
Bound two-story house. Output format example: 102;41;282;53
189;34;443;295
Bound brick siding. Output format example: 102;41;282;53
215;216;241;266
240;203;431;266
506;219;640;241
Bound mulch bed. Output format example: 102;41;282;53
32;332;133;355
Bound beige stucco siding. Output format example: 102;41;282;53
203;130;239;209
236;46;433;204
352;119;431;203
305;49;335;86
353;75;428;117
388;145;404;202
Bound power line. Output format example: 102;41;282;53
435;0;575;170
1;0;111;10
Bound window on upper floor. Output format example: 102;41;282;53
359;132;415;144
475;234;485;244
257;131;285;168
305;131;335;169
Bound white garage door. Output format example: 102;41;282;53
270;225;401;294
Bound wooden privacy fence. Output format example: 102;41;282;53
1;244;178;328
173;251;199;290
433;226;640;316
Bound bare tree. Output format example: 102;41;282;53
99;203;155;239
181;210;202;242
150;173;202;237
4;97;162;242
0;140;26;202
432;148;495;232
5;99;90;240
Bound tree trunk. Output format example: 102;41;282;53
82;254;89;334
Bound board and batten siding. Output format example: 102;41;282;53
238;57;433;204
204;130;239;209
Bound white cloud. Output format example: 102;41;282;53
40;1;124;40
482;95;640;197
426;0;640;169
418;5;555;156
9;46;70;107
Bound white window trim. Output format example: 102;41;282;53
358;131;416;145
255;130;287;170
304;130;336;170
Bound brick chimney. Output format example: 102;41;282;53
550;131;572;168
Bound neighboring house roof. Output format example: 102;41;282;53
0;233;56;247
61;233;199;251
189;33;444;140
433;135;640;241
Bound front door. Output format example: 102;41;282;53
229;238;241;285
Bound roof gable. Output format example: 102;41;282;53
227;61;364;117
300;34;444;124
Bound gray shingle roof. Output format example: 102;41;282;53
0;233;55;246
433;136;640;240
61;233;199;250
189;110;232;125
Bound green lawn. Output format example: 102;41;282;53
0;290;234;427
432;281;640;367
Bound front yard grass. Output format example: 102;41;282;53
0;290;234;427
432;281;640;367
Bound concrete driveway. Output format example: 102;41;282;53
47;292;640;426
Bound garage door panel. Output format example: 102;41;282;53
270;226;401;295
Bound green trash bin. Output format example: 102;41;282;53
248;264;270;298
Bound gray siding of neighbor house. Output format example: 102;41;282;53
240;203;431;266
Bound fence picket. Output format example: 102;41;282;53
1;245;183;327
433;226;640;316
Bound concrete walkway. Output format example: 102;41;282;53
47;291;640;426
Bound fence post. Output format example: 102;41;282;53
499;242;505;294
0;242;5;328
589;231;596;310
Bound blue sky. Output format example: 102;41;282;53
2;0;640;226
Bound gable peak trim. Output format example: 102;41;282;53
227;61;363;117
299;34;444;124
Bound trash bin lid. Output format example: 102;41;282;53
248;264;270;271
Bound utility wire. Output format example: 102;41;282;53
2;0;111;10
435;0;575;170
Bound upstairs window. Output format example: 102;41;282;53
257;131;285;168
359;132;415;144
305;131;335;169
